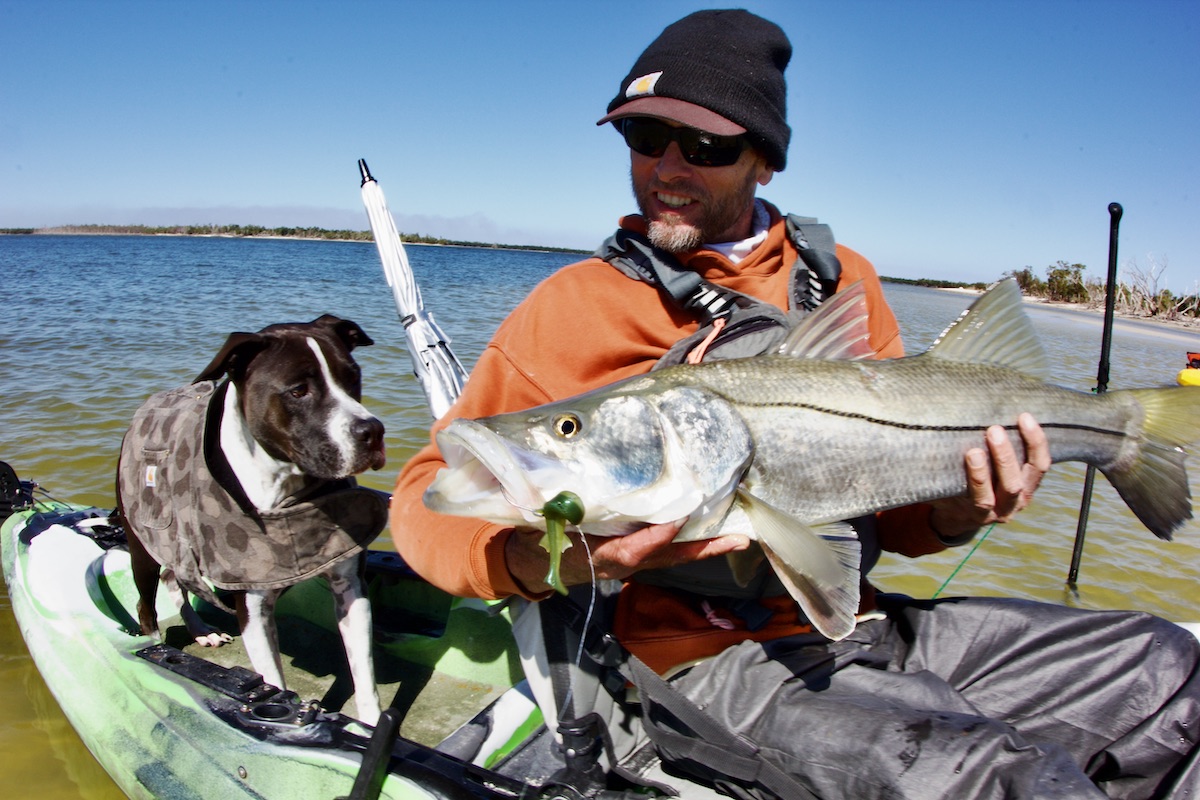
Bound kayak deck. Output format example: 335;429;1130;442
3;503;538;799
158;548;521;746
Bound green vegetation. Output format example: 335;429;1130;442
880;276;989;291
0;224;588;255
1004;261;1089;302
1003;257;1198;321
886;255;1197;323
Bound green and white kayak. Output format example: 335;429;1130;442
1;493;549;800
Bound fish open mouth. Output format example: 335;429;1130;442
424;419;567;526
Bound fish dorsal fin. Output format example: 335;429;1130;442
925;279;1047;379
777;280;875;361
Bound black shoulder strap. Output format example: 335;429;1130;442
595;229;748;325
597;215;843;320
785;215;835;252
785;215;842;312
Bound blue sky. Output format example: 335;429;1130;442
2;0;1196;288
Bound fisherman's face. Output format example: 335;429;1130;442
629;119;774;252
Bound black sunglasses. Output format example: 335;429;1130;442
619;118;746;168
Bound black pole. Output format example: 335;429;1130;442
1067;202;1123;590
339;708;401;800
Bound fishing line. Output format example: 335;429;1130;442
558;528;597;725
932;523;995;599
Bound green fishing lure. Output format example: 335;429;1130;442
539;491;584;595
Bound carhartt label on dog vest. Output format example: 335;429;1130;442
144;465;157;487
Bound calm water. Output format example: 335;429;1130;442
3;235;1199;798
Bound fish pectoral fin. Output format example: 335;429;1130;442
736;490;858;588
725;542;765;587
737;490;861;641
761;540;859;641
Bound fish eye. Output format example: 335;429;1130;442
553;413;582;438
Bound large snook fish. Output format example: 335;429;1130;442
425;280;1200;640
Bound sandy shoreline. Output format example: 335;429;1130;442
934;286;1200;334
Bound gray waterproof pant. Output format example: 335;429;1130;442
669;597;1200;799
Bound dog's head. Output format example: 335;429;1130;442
195;315;386;479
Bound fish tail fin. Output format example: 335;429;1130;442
738;490;861;640
1104;386;1200;540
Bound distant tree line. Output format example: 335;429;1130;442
0;223;375;240
1004;257;1198;321
885;255;1196;323
0;224;587;254
881;276;990;291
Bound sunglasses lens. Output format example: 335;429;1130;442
679;129;744;167
621;119;670;158
621;119;744;167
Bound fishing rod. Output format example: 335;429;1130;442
1067;202;1123;591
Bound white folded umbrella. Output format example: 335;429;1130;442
359;159;467;419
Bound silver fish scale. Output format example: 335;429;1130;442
658;354;1143;525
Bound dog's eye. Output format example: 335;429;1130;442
289;383;310;399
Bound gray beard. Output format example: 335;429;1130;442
646;220;703;253
632;161;762;254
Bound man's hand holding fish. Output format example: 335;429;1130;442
505;518;750;593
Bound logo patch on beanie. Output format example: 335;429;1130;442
625;71;663;98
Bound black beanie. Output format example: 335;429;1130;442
597;9;792;171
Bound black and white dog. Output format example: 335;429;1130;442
116;315;387;723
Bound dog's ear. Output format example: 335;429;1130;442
313;314;375;351
193;332;270;383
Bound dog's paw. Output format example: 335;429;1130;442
356;703;382;728
194;631;234;647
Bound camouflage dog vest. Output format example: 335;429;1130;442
118;380;387;610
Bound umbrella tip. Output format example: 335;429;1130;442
358;159;373;186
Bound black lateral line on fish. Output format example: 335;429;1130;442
728;400;1125;439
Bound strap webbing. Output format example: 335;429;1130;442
623;655;818;800
543;595;821;800
596;230;746;324
596;216;842;323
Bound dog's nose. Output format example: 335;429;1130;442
353;417;385;449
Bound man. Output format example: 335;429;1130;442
392;10;1199;798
